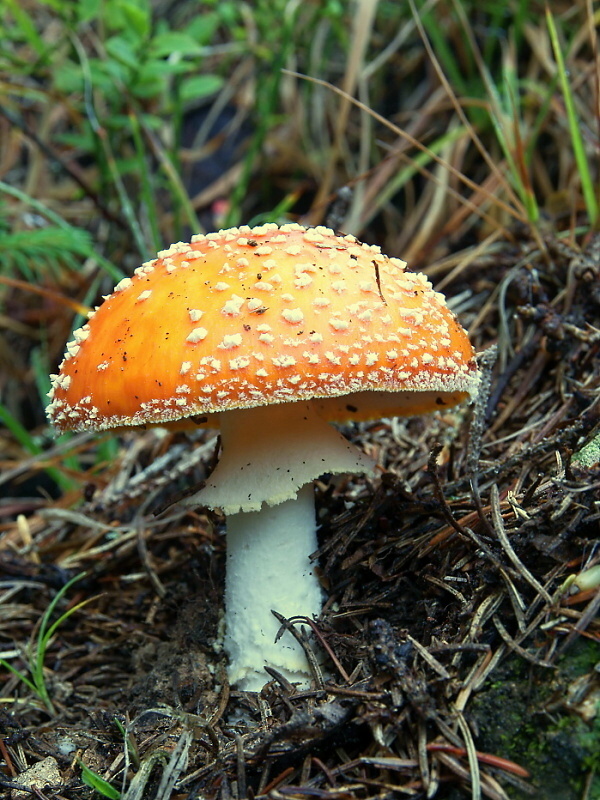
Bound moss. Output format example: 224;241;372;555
470;640;600;799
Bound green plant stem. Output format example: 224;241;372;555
141;124;203;236
128;113;162;253
546;5;599;225
69;34;151;260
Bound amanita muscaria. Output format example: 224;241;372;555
47;223;479;691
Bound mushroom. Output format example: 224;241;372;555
47;223;480;691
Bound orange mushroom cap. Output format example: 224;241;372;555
47;223;479;433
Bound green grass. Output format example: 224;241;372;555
418;0;598;229
0;572;93;715
80;761;122;800
546;5;599;225
0;181;124;282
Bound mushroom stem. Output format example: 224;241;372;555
224;483;320;691
186;402;376;690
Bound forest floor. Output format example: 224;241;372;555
2;230;599;799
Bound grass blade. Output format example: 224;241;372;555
546;5;599;225
80;762;122;799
